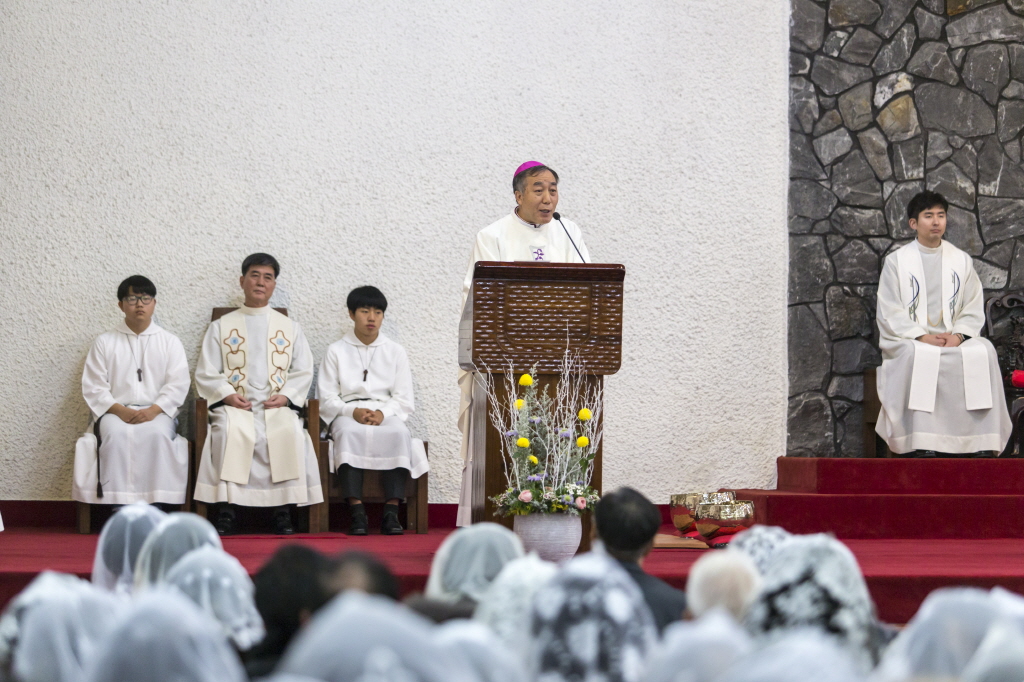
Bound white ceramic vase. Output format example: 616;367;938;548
513;513;583;563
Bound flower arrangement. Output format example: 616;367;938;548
482;351;603;517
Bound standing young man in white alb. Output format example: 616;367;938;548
318;286;427;535
74;275;191;508
194;253;323;535
457;161;591;525
876;191;1012;456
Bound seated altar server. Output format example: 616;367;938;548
318;286;427;536
876;191;1012;456
73;276;190;506
194;253;323;535
457;161;592;526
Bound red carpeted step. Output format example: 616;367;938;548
729;488;1024;539
4;529;1024;624
777;457;1024;495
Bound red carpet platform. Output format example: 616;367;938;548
728;457;1024;538
3;526;1022;623
5;458;1024;626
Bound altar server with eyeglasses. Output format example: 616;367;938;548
194;253;323;536
876;190;1011;457
317;286;428;536
457;161;591;526
73;276;191;507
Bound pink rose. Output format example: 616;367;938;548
518;490;533;503
575;497;587;510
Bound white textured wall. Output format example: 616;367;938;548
0;1;790;502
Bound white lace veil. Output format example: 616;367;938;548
730;525;795;575
0;572;85;679
721;629;864;682
12;579;128;682
83;588;247;682
0;572;127;682
434;619;527;682
164;545;265;651
744;533;882;672
133;512;222;591
961;618;1024;682
276;591;477;682
424;523;524;604
644;609;754;682
91;502;167;594
529;550;657;682
871;587;1003;682
473;553;558;659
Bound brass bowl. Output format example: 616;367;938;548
669;491;737;533
694;500;755;539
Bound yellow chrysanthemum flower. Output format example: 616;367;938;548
576;436;590;447
515;399;524;410
578;408;593;421
528;455;538;465
519;374;533;386
517;437;530;448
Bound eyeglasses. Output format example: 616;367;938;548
123;296;154;305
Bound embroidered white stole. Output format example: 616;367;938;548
893;241;991;412
218;308;301;484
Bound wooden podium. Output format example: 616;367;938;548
460;261;625;531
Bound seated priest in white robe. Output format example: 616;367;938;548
73;275;191;507
194;253;323;535
876;191;1012;457
457;161;592;526
318;286;428;536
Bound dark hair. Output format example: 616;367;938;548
346;285;388;313
907;191;949;222
116;275;156;301
241;253;280;278
513;165;559;194
333;551;400;600
594;487;661;562
249;545;339;660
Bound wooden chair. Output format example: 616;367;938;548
862;368;888;458
192;307;330;532
77;422;197;534
325;442;429;534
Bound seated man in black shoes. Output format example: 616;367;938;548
194;253;324;535
594;487;687;633
317;286;428;535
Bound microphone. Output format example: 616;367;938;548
553;212;586;263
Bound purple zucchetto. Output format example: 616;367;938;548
514;161;545;179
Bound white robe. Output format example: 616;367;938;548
194;306;323;507
73;322;191;504
317;332;428;478
876;240;1012;454
457;209;591;525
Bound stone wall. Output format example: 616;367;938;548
789;0;1024;456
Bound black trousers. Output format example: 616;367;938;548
338;463;409;501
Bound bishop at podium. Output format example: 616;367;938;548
456;161;592;526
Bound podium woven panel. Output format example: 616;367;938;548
472;279;622;374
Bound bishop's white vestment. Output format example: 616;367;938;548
457;209;591;525
876;240;1011;454
194;305;323;507
73;322;191;504
317;332;428;478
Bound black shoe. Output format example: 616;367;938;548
912;450;938;458
215;507;236;536
381;504;403;536
273;508;295;535
349;503;368;536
